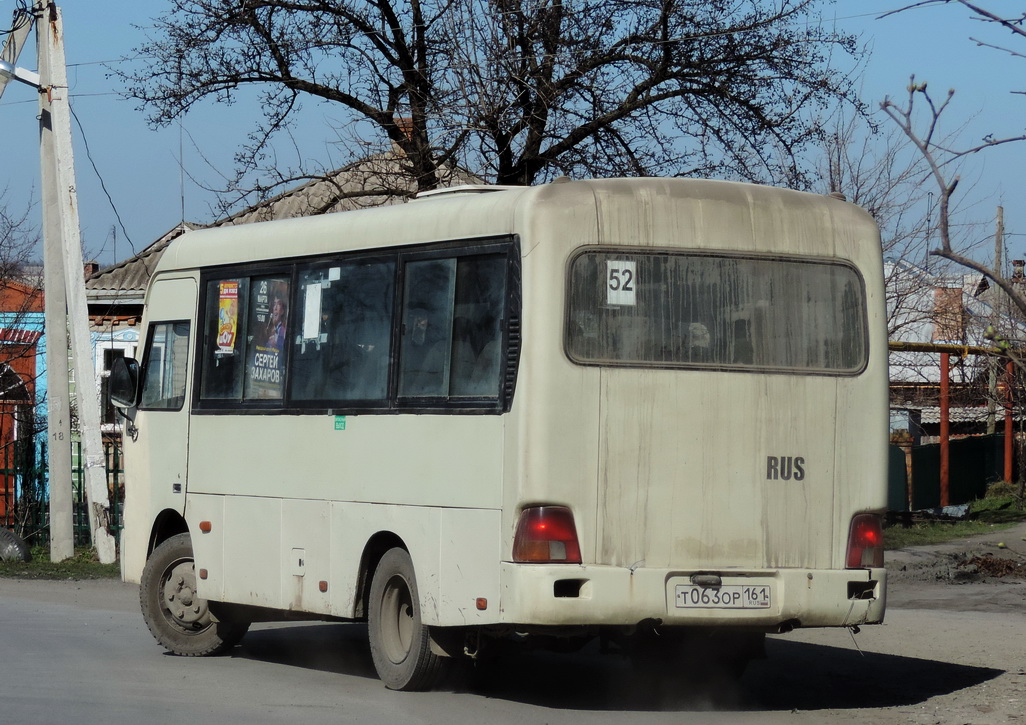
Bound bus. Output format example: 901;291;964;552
110;177;888;691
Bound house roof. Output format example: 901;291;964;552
905;406;1021;425
85;223;195;305
212;152;481;227
85;153;483;300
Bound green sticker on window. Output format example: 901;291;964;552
334;416;347;431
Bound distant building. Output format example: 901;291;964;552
0;277;44;527
885;259;1026;437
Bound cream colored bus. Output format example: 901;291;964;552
111;177;888;691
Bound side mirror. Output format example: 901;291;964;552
109;357;140;409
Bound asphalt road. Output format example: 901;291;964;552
1;526;1024;725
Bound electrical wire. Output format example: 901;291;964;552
0;0;33;37
68;100;137;258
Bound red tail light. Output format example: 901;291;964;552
846;513;884;568
513;506;582;564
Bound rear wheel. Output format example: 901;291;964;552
367;547;447;690
140;533;248;656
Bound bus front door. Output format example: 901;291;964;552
121;277;197;583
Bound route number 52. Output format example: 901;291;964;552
606;260;636;306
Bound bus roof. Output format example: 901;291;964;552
153;177;876;276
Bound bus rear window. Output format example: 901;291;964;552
566;251;867;374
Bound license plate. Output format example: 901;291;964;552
674;584;772;609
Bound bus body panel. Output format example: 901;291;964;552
184;414;503;508
499;179;886;628
187;493;502;624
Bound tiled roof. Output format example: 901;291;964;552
911;406;1020;424
85;223;194;300
213;153;481;227
85;155;482;299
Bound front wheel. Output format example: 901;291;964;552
139;533;248;656
0;528;31;562
367;547;448;690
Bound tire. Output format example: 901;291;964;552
0;528;31;562
367;547;448;690
139;533;248;657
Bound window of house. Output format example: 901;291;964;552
101;348;126;425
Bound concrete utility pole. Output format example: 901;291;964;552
0;3;75;561
36;2;80;563
0;3;115;562
36;1;115;563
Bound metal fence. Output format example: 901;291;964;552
1;436;124;549
888;433;1007;511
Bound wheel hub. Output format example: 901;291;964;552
381;574;415;664
162;560;211;628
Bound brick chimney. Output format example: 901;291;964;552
1012;259;1025;284
391;117;414;155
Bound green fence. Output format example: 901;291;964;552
1;437;124;548
888;434;1006;511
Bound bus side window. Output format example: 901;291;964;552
398;259;457;397
291;260;395;405
449;255;507;397
243;277;290;401
139;321;190;410
398;253;507;400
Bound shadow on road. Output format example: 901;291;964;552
746;638;1002;712
233;622;378;681
230;622;1003;712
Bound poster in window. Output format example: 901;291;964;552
216;281;239;356
247;279;290;399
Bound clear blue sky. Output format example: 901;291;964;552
0;0;1023;267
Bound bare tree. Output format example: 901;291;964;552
0;191;38;289
814;112;948;341
117;0;864;209
880;81;1026;318
440;0;863;186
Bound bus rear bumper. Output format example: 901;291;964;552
498;563;886;631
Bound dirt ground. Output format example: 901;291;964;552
824;518;1025;725
885;518;1026;613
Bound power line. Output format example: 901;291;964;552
0;0;32;37
68;101;137;258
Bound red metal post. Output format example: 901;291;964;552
1005;360;1014;483
939;352;950;507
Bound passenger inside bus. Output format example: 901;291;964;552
400;308;448;396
